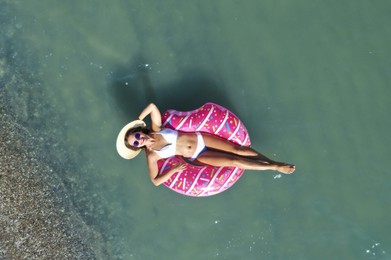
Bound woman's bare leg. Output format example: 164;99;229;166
201;133;259;156
196;150;295;174
201;133;294;168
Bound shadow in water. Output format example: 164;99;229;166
157;69;233;113
108;55;156;120
108;55;234;121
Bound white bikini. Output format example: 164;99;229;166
153;129;178;159
153;129;206;160
192;132;206;160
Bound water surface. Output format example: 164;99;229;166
4;0;391;259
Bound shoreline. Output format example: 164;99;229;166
0;110;107;259
0;7;110;257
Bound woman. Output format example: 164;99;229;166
116;103;295;186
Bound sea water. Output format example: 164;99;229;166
2;0;391;259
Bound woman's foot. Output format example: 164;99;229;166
276;164;296;174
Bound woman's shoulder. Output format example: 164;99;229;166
146;148;160;158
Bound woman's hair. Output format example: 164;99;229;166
124;127;151;150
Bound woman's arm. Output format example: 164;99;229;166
146;150;185;186
152;163;186;186
138;103;162;132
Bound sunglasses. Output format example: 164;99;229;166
133;133;141;147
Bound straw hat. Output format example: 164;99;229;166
116;120;146;159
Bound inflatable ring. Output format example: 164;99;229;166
157;103;251;197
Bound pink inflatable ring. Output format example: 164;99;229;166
157;102;251;197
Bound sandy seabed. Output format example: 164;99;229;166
0;112;107;259
0;35;109;260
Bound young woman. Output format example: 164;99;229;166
116;103;295;186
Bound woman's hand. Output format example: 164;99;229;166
171;162;186;172
150;161;187;186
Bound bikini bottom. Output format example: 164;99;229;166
190;132;207;160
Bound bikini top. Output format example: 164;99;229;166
153;128;178;158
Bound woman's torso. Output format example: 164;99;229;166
153;129;198;158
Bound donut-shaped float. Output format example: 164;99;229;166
157;103;251;197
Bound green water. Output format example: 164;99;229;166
4;0;391;259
